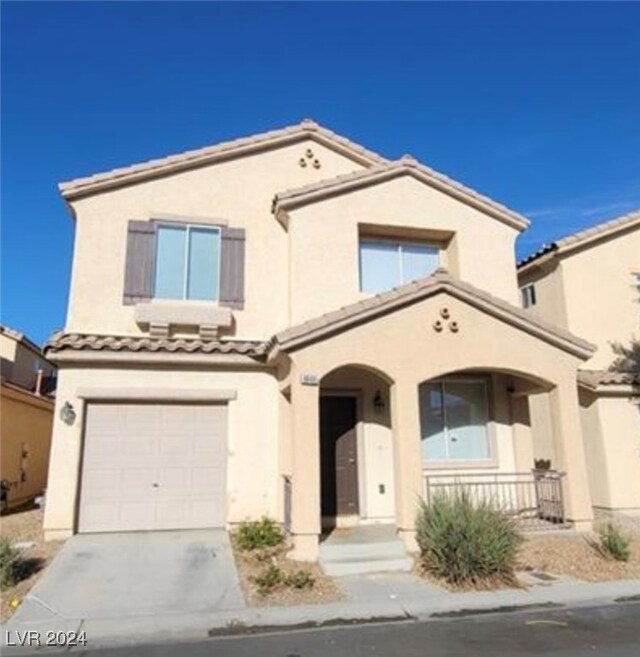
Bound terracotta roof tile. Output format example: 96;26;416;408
44;332;267;358
518;209;640;270
59;120;386;200
273;159;529;231
578;369;640;389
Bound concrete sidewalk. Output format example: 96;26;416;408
3;572;639;652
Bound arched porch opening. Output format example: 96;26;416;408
319;364;394;536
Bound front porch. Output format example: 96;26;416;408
272;274;596;561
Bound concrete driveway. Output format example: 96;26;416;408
11;530;246;626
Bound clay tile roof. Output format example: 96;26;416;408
518;208;640;270
578;369;640;390
58;120;387;201
270;270;594;358
273;159;529;231
44;332;268;358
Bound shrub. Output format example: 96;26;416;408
236;517;284;551
0;539;24;590
253;564;283;596
416;490;523;586
598;523;631;562
285;569;315;590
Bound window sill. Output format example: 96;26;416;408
134;300;233;335
422;458;498;471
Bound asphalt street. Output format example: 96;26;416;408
8;602;640;657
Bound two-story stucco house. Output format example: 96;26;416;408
44;120;600;562
518;210;640;526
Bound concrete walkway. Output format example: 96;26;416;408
4;560;639;652
4;530;245;646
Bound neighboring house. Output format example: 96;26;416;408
518;211;640;523
44;120;600;562
1;325;57;511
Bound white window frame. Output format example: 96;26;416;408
154;223;222;302
358;237;440;293
520;283;536;309
420;376;493;466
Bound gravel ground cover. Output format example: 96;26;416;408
0;507;63;623
517;533;640;582
231;538;343;607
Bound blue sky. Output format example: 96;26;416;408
2;2;639;345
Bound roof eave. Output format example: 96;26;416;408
274;165;530;232
59;124;386;202
269;276;595;360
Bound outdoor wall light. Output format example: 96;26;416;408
60;401;77;426
373;390;386;413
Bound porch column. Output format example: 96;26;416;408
548;376;594;530
288;377;321;561
391;380;423;552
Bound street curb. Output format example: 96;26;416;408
3;579;639;652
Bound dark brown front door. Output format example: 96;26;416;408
320;395;359;517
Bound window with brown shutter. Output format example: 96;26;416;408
122;219;245;309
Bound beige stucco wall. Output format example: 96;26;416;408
66;141;523;344
282;290;593;558
520;226;640;370
65;140;366;341
1;384;54;509
579;390;640;511
43;365;280;539
287;176;521;327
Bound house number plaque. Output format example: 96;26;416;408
300;373;320;386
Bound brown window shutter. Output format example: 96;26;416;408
219;227;245;309
123;220;156;305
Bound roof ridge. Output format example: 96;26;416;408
59;120;387;200
273;158;529;231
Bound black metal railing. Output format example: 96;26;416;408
423;470;568;531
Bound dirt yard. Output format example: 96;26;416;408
0;506;63;623
231;538;343;607
517;533;640;582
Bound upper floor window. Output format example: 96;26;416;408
154;225;221;301
359;239;439;294
520;283;536;309
419;378;490;463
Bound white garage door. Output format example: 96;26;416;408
78;403;227;532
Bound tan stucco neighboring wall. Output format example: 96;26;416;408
560;229;640;370
520;226;640;370
286;176;521;327
43;366;279;539
579;391;640;511
65;141;366;341
520;262;569;330
0;333;55;392
1;383;54;509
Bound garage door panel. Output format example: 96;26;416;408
119;468;158;494
79;403;227;532
119;501;156;530
122;438;157;460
